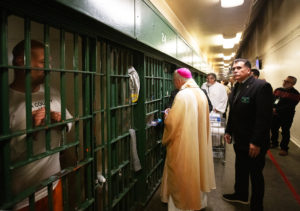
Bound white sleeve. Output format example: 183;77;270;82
201;83;207;91
65;109;73;132
214;85;228;113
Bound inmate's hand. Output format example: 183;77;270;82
249;143;260;158
164;108;170;120
224;133;232;144
51;111;61;123
32;107;46;126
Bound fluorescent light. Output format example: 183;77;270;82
218;52;235;60
223;55;232;60
223;38;235;49
221;0;244;8
222;32;242;49
235;32;242;42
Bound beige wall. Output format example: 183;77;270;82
240;0;300;147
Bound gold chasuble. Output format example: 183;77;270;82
161;79;216;210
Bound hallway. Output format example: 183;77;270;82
144;142;300;210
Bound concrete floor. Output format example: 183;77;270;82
143;142;300;211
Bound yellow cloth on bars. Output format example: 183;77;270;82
161;79;216;210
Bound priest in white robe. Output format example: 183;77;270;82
161;68;216;211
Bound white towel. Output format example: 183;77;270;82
129;129;142;171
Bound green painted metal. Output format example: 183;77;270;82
106;43;113;211
133;51;147;205
54;0;206;72
44;24;51;152
24;18;33;159
135;0;177;58
60;29;67;145
72;34;80;211
134;55;171;205
99;40;107;211
200;74;207;86
82;37;93;211
177;37;193;66
56;0;135;38
0;9;11;205
105;44;137;211
62;176;69;211
47;184;54;211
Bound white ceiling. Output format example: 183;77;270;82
153;0;253;74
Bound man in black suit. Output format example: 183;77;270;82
222;59;273;211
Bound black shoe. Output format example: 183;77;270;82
222;193;249;205
279;149;288;156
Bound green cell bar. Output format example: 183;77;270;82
75;170;81;208
111;109;116;139
100;40;107;211
24;18;33;158
29;194;35;211
62;176;69;211
0;9;9;134
47;183;53;211
163;65;166;107
111;79;116;108
73;33;80;155
0;9;12;204
82;37;93;207
151;61;154;101
75;198;94;210
90;37;97;211
106;43;113;210
60;30;66;145
73;34;79;118
72;33;81;209
44;24;51;151
115;53;119;106
11;140;79;170
133;52;147;203
147;60;150;101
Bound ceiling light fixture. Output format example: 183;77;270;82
223;32;242;49
220;52;236;60
221;0;244;8
223;55;232;60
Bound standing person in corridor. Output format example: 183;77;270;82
223;59;273;211
161;68;216;211
201;73;228;115
270;76;300;156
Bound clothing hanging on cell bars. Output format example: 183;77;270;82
128;66;140;103
129;129;142;172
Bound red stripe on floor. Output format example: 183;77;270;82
267;150;300;206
